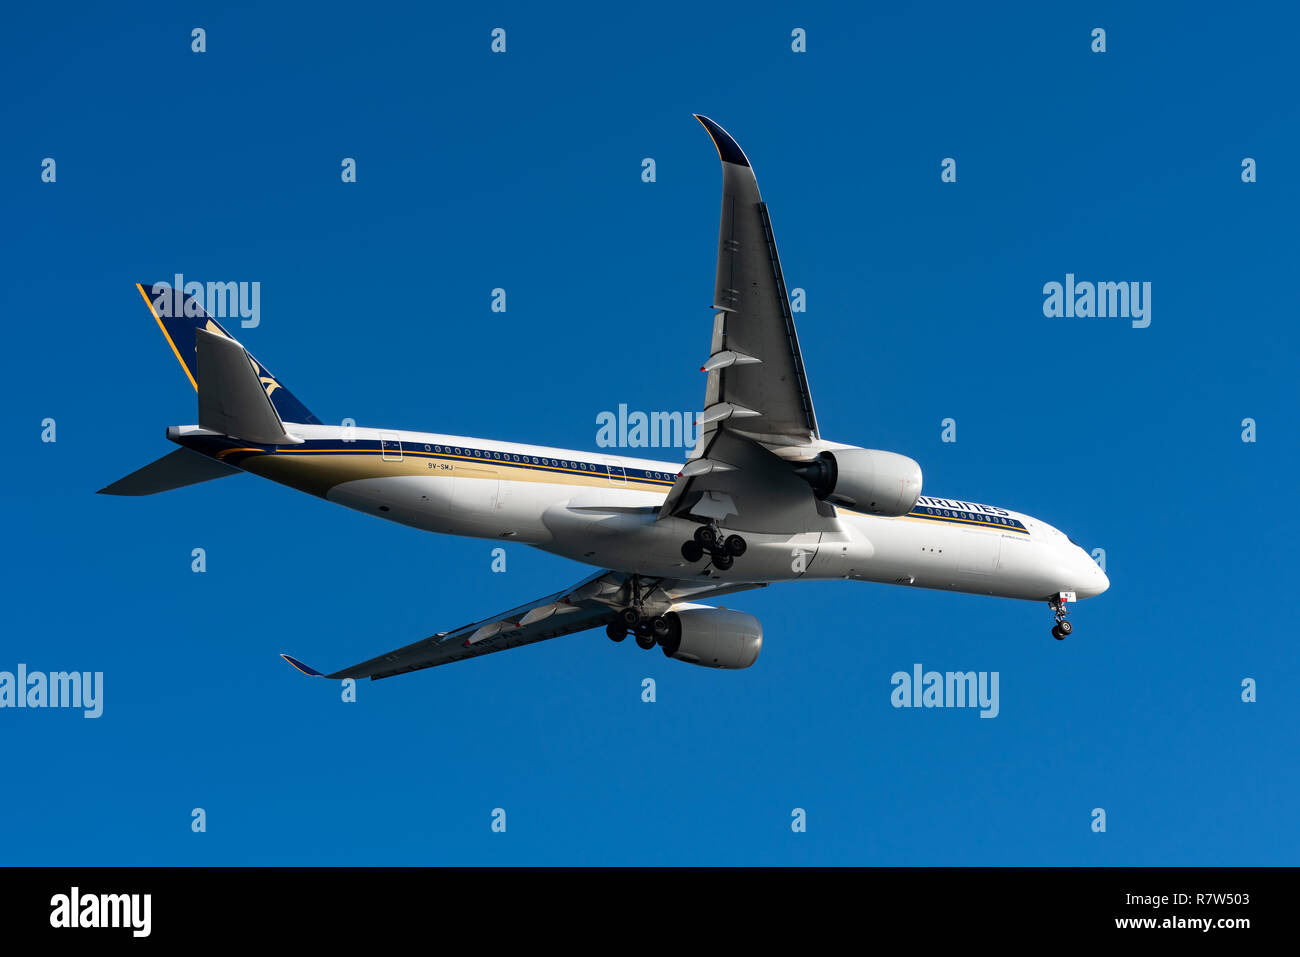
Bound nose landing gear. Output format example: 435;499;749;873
680;523;747;570
1049;592;1076;640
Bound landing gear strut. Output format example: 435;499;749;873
1049;592;1075;640
680;522;747;571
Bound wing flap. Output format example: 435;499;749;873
660;430;837;533
329;602;614;680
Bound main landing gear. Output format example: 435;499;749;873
680;523;746;571
1049;593;1075;640
606;606;660;647
607;610;677;651
605;574;681;652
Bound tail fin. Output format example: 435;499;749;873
136;282;321;425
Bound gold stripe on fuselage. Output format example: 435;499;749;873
229;448;672;499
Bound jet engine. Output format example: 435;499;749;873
794;447;922;515
658;607;762;669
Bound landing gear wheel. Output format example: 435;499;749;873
651;616;671;639
712;552;734;571
1051;625;1064;640
723;534;747;557
620;607;640;628
606;623;627;642
1056;619;1072;637
693;525;718;548
634;625;656;650
680;540;705;562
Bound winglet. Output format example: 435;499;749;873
280;653;324;677
693;115;751;168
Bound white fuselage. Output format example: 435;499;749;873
217;424;1107;603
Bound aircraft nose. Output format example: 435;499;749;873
1074;549;1109;599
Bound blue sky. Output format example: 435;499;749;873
1;1;1296;864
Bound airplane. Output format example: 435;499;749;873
101;115;1108;681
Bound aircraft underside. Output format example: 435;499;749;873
318;467;1092;603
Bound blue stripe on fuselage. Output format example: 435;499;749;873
171;434;680;487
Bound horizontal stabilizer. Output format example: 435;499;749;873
98;447;241;496
196;328;303;445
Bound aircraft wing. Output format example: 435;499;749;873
282;570;766;681
692;114;819;452
656;117;837;534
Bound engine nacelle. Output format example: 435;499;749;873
659;607;762;669
795;447;922;515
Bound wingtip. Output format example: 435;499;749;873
280;653;324;677
693;114;750;168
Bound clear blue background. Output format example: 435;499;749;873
1;1;1295;864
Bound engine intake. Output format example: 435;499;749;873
795;448;922;516
659;607;762;669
